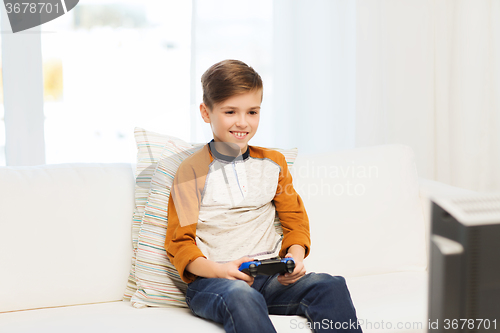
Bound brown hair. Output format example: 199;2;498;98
201;59;263;111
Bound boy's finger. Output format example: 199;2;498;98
238;271;254;283
277;276;290;285
236;256;253;265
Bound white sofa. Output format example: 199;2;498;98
0;144;475;333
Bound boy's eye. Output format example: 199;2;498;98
224;110;258;114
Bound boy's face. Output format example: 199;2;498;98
200;89;262;155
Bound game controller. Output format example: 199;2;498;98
239;258;295;277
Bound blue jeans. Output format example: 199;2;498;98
185;272;363;333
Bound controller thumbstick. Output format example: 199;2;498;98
286;260;295;274
249;263;258;277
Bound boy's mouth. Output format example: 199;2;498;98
230;131;249;139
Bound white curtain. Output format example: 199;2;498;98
1;6;45;166
273;0;500;192
273;0;357;154
432;0;500;192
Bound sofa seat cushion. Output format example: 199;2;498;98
0;272;427;333
347;271;428;333
0;301;310;333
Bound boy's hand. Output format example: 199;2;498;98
215;256;255;286
277;253;306;286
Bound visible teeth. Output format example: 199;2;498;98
233;132;247;137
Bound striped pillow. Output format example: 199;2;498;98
123;128;198;301
128;135;299;308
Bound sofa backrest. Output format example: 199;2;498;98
291;144;427;278
0;163;135;313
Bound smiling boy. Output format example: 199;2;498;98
165;59;362;332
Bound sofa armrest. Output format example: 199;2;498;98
418;177;477;269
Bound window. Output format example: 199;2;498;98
41;0;192;163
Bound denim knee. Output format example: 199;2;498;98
219;280;268;325
310;273;346;286
326;274;347;287
225;280;266;308
307;273;351;300
320;274;356;309
185;278;275;333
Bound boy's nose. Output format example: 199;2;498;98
235;115;248;127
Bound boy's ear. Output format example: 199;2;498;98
200;103;211;124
